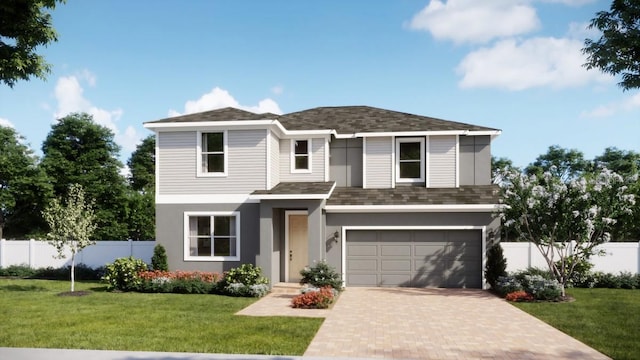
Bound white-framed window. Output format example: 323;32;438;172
291;139;312;173
184;211;240;261
396;137;425;183
197;131;227;177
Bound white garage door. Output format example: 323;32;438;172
346;229;482;288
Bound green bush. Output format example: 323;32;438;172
0;264;37;278
495;276;523;297
218;264;269;297
560;257;594;288
102;257;148;291
485;243;507;289
151;244;169;271
299;260;343;291
519;274;562;300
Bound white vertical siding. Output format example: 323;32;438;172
279;138;326;182
270;132;280;188
158;130;267;194
429;135;457;188
364;137;393;188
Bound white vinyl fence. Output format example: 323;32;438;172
501;242;640;274
0;239;156;269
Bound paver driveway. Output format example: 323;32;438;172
303;287;609;360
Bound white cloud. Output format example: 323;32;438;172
0;117;15;128
456;37;611;90
581;92;640;118
408;0;540;44
538;0;596;6
53;74;142;152
169;87;283;117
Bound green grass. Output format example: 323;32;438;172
0;279;323;355
512;288;640;360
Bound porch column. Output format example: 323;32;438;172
307;200;326;264
258;201;275;286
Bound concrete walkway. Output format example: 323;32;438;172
240;287;609;360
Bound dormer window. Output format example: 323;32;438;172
291;139;312;173
197;131;227;176
396;137;425;183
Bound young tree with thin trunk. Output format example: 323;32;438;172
42;184;96;292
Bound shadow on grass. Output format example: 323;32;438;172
89;285;110;292
0;284;48;292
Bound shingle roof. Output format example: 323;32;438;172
326;185;499;206
278;106;497;133
251;182;336;198
145;106;498;133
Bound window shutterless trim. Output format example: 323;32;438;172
395;137;425;183
196;130;228;177
290;138;312;173
183;211;240;261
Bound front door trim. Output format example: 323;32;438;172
284;210;308;283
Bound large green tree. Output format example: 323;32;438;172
0;0;64;87
524;145;590;181
0;126;51;239
128;135;155;192
41;113;128;240
583;0;640;91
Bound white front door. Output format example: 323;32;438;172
286;211;308;283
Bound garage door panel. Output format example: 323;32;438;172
381;259;411;271
348;274;378;286
346;229;482;288
380;274;411;286
348;244;377;256
381;244;411;256
348;259;378;271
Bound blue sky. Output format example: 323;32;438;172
1;0;638;169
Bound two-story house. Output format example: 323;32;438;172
143;106;501;288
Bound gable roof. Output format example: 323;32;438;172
144;106;499;133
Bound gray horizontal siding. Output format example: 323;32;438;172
365;137;392;188
279;138;326;182
429;135;457;188
158;130;267;194
270;132;280;188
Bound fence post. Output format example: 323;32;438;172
29;239;36;268
0;238;5;268
528;242;532;268
129;239;133;257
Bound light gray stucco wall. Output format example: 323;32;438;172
156;203;260;273
459;135;491;186
325;212;500;274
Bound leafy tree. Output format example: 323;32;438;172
491;156;517;184
125;190;155;240
0;126;52;239
41;113;128;239
0;0;64;87
126;135;155;240
499;167;636;296
524;145;590;182
485;243;507;290
583;0;640;91
42;184;97;292
128;135;155;192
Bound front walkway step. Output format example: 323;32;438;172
271;282;302;295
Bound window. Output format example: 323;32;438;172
291;139;311;173
396;137;425;183
184;212;240;261
198;131;227;176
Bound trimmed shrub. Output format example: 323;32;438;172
518;274;562;300
291;286;334;309
505;290;534;302
151;244;169;271
0;264;37;278
560;257;594;288
299;260;343;291
495;275;523;297
102;257;148;291
218;264;269;297
485;243;507;289
137;270;221;293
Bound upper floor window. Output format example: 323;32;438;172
396;137;425;183
291;139;312;173
198;131;227;176
184;211;240;261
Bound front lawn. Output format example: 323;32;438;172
0;279;323;355
512;288;639;360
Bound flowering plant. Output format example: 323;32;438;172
505;290;534;302
291;286;334;309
